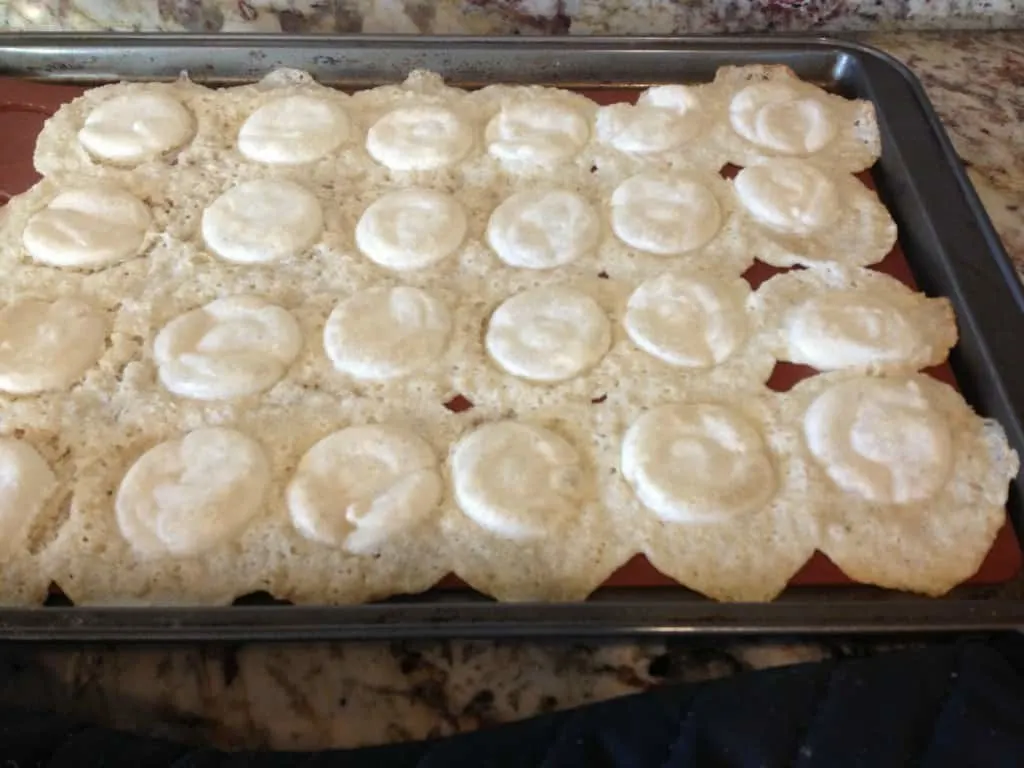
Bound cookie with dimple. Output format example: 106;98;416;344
752;266;957;374
174;69;368;190
153;295;303;401
602;169;753;279
602;392;818;602
22;184;151;269
356;188;468;271
781;372;1018;596
0;175;171;307
469;84;596;168
0;272;135;410
278;413;452;605
0;297;106;396
611;171;724;256
591;83;730;177
709;64;881;172
50;415;278;606
287;425;441;553
485;285;612;384
115;427;270;559
442;407;631;602
236;91;351;167
348;70;477;182
456;84;599;196
621;267;776;389
732;159;896;268
323;286;452;382
202;178;325;265
486;187;601;271
34;77;211;177
366;102;472;172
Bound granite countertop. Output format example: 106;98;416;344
1;0;1021;34
0;28;1016;753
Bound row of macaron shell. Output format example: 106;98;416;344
18;161;894;274
63;71;874;177
0;264;954;402
6;371;986;575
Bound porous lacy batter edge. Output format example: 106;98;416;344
777;372;1018;597
2;67;987;606
9;369;1016;605
750;266;958;374
39;382;824;605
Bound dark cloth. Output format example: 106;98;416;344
2;635;1024;767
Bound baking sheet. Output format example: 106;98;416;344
0;34;1022;638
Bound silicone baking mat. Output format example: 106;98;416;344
1;34;1022;638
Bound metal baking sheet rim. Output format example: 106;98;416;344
1;34;1023;639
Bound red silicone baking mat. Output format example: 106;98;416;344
1;77;1018;597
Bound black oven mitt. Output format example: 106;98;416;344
2;634;1023;767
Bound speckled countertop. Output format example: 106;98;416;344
0;0;1021;34
0;29;1018;753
